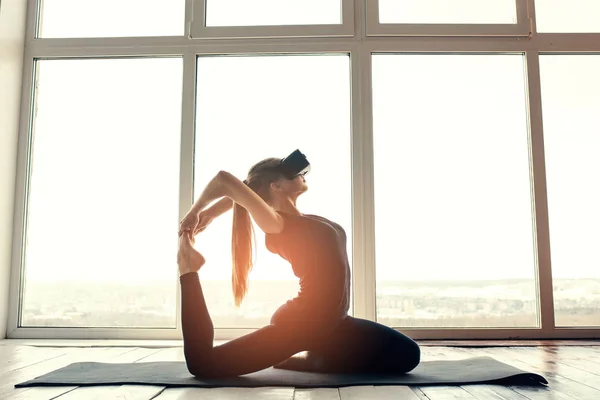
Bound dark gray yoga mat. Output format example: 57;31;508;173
16;357;547;388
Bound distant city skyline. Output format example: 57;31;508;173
21;278;600;329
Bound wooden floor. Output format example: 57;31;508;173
2;340;600;399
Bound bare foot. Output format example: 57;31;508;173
177;232;205;276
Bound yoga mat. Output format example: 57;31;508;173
16;357;547;388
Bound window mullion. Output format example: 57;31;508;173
517;0;531;33
27;0;41;39
184;0;197;38
351;45;377;322
176;51;198;335
525;50;556;333
7;56;36;338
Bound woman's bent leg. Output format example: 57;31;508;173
311;316;420;374
180;272;315;378
179;272;214;371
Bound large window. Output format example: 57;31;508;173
540;55;600;327
373;54;537;328
192;0;353;38
535;0;600;33
378;0;517;24
206;0;342;26
21;58;183;328
194;55;352;328
9;0;600;339
38;0;185;37
366;0;529;36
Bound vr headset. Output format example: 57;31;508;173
277;149;311;179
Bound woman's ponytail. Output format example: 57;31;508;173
230;158;282;306
231;201;255;306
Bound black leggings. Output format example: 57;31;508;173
180;273;420;378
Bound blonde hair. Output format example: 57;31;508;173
231;158;284;306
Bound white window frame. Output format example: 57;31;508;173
365;0;530;37
6;0;600;340
189;0;355;39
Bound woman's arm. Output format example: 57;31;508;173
188;198;233;235
188;173;227;215
179;174;231;236
203;197;233;219
187;171;284;234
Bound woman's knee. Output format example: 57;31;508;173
403;339;421;372
365;325;420;374
184;347;220;378
185;354;226;378
388;334;420;373
185;358;204;377
339;318;420;373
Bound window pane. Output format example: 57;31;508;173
22;58;183;328
379;0;517;24
206;0;341;26
540;55;600;327
195;55;351;328
535;0;600;32
373;54;537;328
39;0;184;38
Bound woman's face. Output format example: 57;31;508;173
276;172;308;196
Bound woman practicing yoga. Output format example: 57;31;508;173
177;150;420;378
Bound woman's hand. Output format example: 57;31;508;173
178;211;215;237
178;212;200;237
193;212;214;235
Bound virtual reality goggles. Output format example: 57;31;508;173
277;149;311;179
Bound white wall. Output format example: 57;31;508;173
0;0;29;339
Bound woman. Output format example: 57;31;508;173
177;150;420;378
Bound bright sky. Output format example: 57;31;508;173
25;2;600;289
379;0;516;24
380;0;600;30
